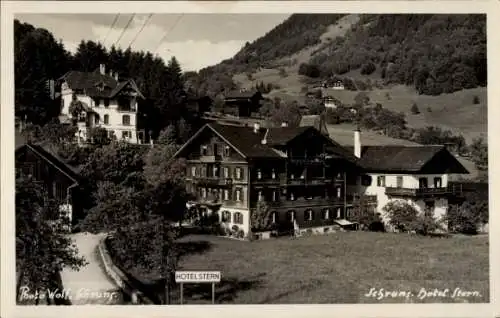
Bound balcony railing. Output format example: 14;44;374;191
267;197;344;208
193;177;233;187
385;185;463;197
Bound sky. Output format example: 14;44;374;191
15;13;290;71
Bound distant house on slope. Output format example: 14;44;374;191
58;64;146;144
223;89;264;117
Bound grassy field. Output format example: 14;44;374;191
126;232;489;304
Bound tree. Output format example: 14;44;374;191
469;137;488;172
383;200;419;232
16;175;87;304
350;196;385;231
354;92;370;107
88;127;111;146
250;201;272;233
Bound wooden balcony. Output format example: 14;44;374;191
385;185;463;198
193;177;233;188
267;197;344;208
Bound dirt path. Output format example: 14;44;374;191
60;232;125;305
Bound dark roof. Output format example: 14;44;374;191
351;145;469;173
59;71;144;99
208;123;282;159
16;143;81;183
224;89;261;100
299;115;329;135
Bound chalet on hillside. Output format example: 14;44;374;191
57;64;146;144
15;143;85;229
223;89;263;117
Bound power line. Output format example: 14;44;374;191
114;13;136;48
127;14;153;49
153;13;184;54
102;13;121;46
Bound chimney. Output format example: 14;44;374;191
281;122;288;127
253;122;260;133
99;64;106;75
354;128;361;158
261;128;269;145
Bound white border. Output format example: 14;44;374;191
1;1;499;318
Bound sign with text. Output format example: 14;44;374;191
175;271;221;283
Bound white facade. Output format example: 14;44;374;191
216;207;251;237
358;173;450;229
60;81;140;144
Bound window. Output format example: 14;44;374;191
361;175;372;186
94;116;99;125
122;131;129;139
290;174;295;179
201;188;207;198
290;192;295;201
271;169;276;179
191;167;197;177
434;177;442;188
223;146;230;157
419;177;428;188
271;211;277;223
103;114;109;124
213;143;219;156
104;99;109;107
377;176;386;187
223;189;229;201
221;210;231;222
272;191;277;201
233;212;243;224
201;166;207;177
235;189;242;202
223;167;230;178
201;145;208;156
336;187;342;198
336;207;341;219
122;115;130;126
213;166;219;177
257;169;262;180
258;191;263;201
235;167;242;180
337;172;342;179
304;209;314;221
323;209;330;220
397;176;403;188
287;210;296;222
94;98;101;106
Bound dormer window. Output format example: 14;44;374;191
271;169;276;179
257;169;262;180
223;146;230;157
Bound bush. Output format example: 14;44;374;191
473;95;480;104
360;62;376;75
412;212;444;236
237;229;245;239
411;102;420;114
383;200;419;233
427;107;432;112
231;225;240;236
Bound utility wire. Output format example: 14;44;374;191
127;13;154;49
114;13;136;48
153;13;184;54
102;13;120;46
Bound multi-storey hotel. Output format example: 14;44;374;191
173;122;470;238
58;64;145;144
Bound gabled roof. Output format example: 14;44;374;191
299;115;329;136
59;70;144;99
351;145;469;174
16;143;81;184
173;123;360;164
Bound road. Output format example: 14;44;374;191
60;232;126;305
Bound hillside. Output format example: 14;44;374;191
196;14;487;145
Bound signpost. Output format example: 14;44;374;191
175;271;221;305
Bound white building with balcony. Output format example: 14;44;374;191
348;129;469;230
58;64;145;144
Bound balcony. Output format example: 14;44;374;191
351;194;378;204
193;177;233;188
385;185;463;198
267;197;344;208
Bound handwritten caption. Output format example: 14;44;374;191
18;286;120;303
364;287;482;301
